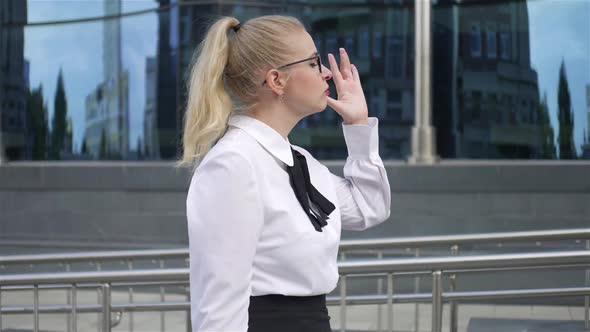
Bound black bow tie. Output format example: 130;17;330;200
286;147;336;232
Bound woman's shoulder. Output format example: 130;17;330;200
194;129;257;175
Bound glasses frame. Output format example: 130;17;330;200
262;54;322;86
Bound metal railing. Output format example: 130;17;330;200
1;250;590;332
2;228;589;332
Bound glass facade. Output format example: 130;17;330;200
433;0;590;159
0;0;588;161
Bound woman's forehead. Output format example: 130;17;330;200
287;31;317;58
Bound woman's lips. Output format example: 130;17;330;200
325;89;330;95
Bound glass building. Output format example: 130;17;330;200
0;0;588;161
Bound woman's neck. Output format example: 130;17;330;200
246;103;301;141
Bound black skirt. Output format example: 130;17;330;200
248;294;332;332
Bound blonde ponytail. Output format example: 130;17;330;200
178;17;238;168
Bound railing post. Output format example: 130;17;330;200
127;259;135;332
449;245;459;332
102;283;112;332
33;284;39;332
414;248;421;332
387;273;394;332
66;263;72;332
431;270;443;332
186;257;191;332
160;259;166;332
0;286;3;331
71;283;78;332
377;251;383;332
340;274;347;332
96;261;102;332
339;252;347;332
186;288;192;332
585;240;589;330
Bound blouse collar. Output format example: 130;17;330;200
228;114;294;166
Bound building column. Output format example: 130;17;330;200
408;0;439;164
0;118;4;164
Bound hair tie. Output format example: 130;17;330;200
232;23;241;32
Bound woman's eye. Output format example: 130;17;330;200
310;63;318;67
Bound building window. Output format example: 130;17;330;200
370;91;384;118
359;24;369;58
385;89;402;121
472;90;482;121
385;36;402;78
470;22;481;57
345;32;355;57
500;31;511;60
326;31;338;56
486;23;496;59
530;103;537;124
373;29;382;58
313;33;323;56
181;13;191;44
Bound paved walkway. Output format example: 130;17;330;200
1;289;587;331
327;303;587;331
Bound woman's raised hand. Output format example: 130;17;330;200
326;48;369;125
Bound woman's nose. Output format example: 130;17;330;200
322;65;332;81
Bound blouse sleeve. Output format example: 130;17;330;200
186;150;263;332
330;117;391;231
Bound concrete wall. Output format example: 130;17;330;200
0;161;589;250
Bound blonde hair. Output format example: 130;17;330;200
177;15;306;169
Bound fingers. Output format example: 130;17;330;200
351;64;360;82
328;53;342;84
339;48;352;80
329;48;358;86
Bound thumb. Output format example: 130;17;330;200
326;96;342;114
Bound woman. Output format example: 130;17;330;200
181;15;391;332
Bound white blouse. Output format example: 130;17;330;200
186;114;391;332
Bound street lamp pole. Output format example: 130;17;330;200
408;0;439;164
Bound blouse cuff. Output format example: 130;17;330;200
341;117;380;160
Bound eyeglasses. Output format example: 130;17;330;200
262;54;322;85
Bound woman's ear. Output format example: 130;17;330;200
265;69;287;96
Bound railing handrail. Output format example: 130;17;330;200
1;250;589;286
338;250;590;274
339;228;590;250
0;248;188;264
1;228;588;265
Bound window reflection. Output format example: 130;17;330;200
434;0;589;159
1;0;588;161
